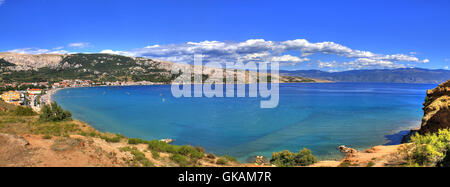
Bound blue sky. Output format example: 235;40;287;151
0;0;449;71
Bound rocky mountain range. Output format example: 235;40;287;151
280;68;450;84
0;52;316;84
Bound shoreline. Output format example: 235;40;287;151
44;83;422;164
42;88;62;105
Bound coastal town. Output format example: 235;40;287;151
0;80;164;112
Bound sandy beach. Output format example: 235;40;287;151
40;88;63;105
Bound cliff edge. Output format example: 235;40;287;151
418;80;450;134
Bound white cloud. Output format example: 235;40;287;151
271;55;309;63
68;42;90;48
317;60;340;68
8;47;72;55
0;0;4;6
145;45;160;48
445;66;449;69
100;49;135;57
281;39;354;56
8;48;69;54
8;39;430;70
7;42;89;55
243;52;270;60
113;39;427;69
344;58;405;69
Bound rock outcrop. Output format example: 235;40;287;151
338;145;359;154
418;80;450;134
0;52;65;70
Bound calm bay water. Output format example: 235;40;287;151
53;83;436;161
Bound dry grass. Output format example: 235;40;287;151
51;137;82;152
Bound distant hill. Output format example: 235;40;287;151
0;53;315;83
280;68;450;84
0;58;15;67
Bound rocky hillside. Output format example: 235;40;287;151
0;52;317;83
0;52;65;70
0;101;249;167
418;80;450;134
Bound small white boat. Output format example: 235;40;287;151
159;138;173;144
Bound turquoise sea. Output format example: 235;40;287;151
53;83;436;161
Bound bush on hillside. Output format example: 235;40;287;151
120;146;153;167
216;158;228;165
100;133;123;143
128;138;148;144
295;148;318;166
13;106;36;116
170;154;190;167
147;140;178;153
270;148;318;167
222;155;238;163
146;140;204;159
177;145;204;159
406;129;450;166
30;121;81;136
151;150;160;159
39;102;72;122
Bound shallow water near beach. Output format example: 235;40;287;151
53;83;436;161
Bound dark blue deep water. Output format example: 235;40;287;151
53;83;436;161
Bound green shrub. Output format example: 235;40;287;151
406;129;450;166
216;158;228;165
131;149;153;167
177;145;193;155
338;160;356;167
42;134;52;139
88;131;97;137
120;146;153;167
170;154;190;167
147;140;176;153
295;148;318;166
195;146;205;153
30;121;81;136
270;150;296;167
131;149;147;161
222;155;238;163
152;150;160;159
177;145;204;159
189;150;204;160
39;102;72;122
128;138;148;144
100;133;122;143
206;153;216;159
120;146;133;152
79;131;87;136
270;148;318;167
366;161;375;167
147;141;200;159
13;106;36;116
